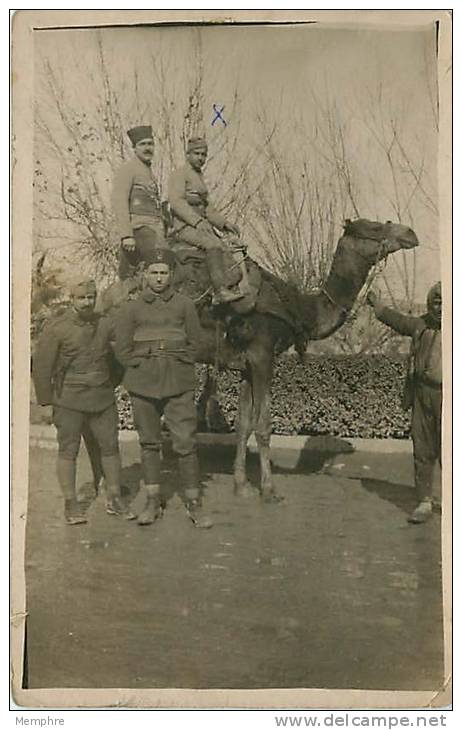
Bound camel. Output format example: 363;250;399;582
99;217;419;503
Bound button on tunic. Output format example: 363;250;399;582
114;287;203;399
112;156;163;240
33;310;117;412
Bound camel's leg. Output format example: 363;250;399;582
250;357;284;504
197;367;213;432
233;375;256;497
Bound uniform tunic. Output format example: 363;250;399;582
33;309;117;412
114;286;203;485
112;156;167;279
114;286;202;399
112;156;163;241
168;162;226;235
375;305;442;500
32;309;120;459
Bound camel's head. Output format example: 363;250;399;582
343;218;419;263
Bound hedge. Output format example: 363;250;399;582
116;353;411;439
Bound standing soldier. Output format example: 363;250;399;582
168;137;243;304
113;125;166;280
367;282;442;524
33;278;135;525
114;249;212;529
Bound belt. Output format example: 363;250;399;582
133;339;187;354
64;371;110;387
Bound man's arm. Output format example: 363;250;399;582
183;297;204;358
168;169;203;228
112;161;135;241
102;315;125;388
32;322;61;405
205;203;227;231
113;303;139;368
367;292;422;337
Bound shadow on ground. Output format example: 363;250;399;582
26;445;444;691
76;435;357;507
360;478;416;518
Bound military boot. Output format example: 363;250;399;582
180;456;213;529
206;249;244;304
106;496;137;520
64;498;88;526
185;498;213;529
102;454;137;520
137;484;163;526
408;498;433;524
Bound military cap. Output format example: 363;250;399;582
69;278;97;296
127;125;153;146
187;137;208;152
145;248;176;269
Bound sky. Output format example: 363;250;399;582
34;20;441;301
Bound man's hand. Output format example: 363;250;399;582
122;237;136;252
366;290;380;308
224;222;240;236
40;405;54;425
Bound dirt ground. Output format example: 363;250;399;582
23;441;444;691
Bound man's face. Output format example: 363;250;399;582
187;147;207;171
72;292;97;318
145;263;171;294
428;291;442;324
134;137;154;164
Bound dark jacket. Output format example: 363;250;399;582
374;305;442;408
33;309;119;412
114;286;203;399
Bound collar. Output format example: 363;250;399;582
68;308;99;326
142;285;175;303
186;160;203;176
134;155;152;169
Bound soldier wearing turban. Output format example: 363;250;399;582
367;282;443;524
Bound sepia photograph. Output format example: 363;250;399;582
11;9;452;709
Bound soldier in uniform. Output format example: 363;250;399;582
114;249;212;529
112;125;166;280
168;136;243;304
33;278;136;525
367;282;442;524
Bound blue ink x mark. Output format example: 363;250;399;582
212;104;227;127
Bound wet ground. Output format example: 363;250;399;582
25;442;444;691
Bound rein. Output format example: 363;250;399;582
321;237;390;320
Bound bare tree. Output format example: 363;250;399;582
33;28;262;284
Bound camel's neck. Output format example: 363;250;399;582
299;235;376;340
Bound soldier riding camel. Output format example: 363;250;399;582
168;136;244;304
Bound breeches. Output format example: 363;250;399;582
176;222;222;252
411;383;442;499
53;404;119;460
130;391;197;484
119;225;166;279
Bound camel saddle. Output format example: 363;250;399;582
168;239;300;331
169;239;256;314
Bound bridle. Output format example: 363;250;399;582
320;226;393;319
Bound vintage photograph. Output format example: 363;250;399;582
11;10;451;708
